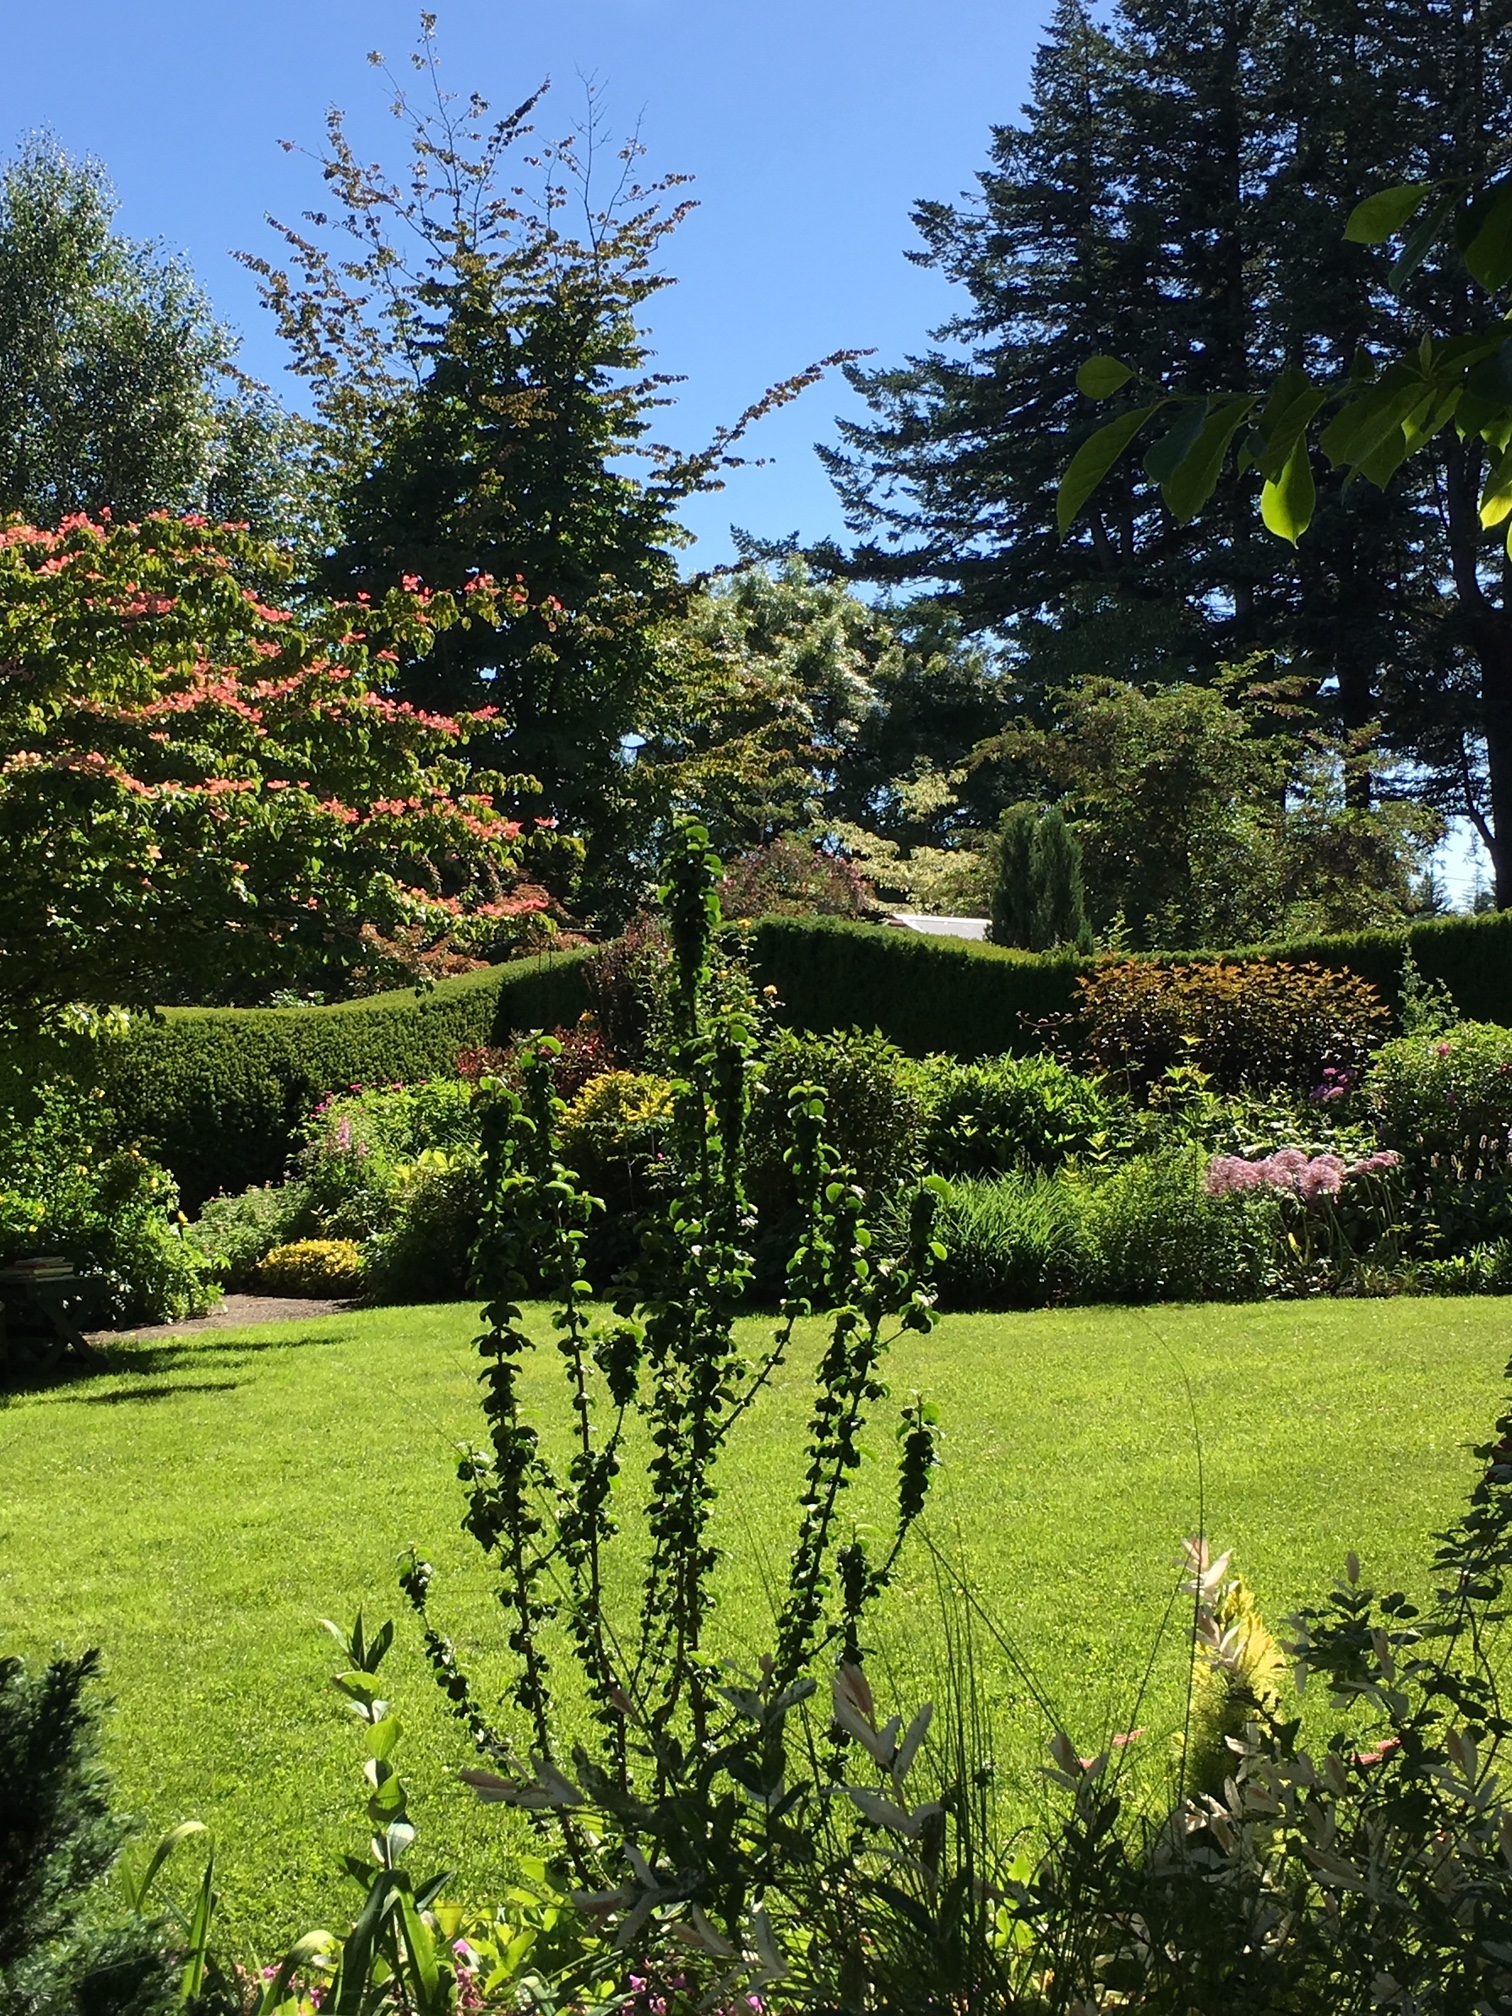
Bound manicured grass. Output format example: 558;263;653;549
3;1296;1511;1960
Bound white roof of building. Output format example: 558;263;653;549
887;913;990;941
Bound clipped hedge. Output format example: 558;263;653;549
104;953;589;1207
746;908;1512;1061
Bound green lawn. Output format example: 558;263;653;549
3;1295;1510;1961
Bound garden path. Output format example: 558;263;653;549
86;1292;359;1342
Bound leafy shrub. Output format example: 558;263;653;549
924;1051;1116;1175
0;1089;214;1326
581;918;671;1069
557;1071;675;1211
1368;1019;1512;1165
251;1239;363;1297
925;1174;1095;1309
751;1027;931;1201
1085;1146;1276;1303
1368;1022;1512;1251
1077;957;1388;1092
719;835;874;919
294;1077;479;1240
183;1182;311;1289
1416;1238;1512;1294
361;1151;486;1305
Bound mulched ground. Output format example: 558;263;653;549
86;1293;360;1344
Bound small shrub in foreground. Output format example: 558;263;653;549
0;1650;184;2016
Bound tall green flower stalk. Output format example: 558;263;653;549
401;822;942;1983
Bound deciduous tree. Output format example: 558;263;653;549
0;513;551;1039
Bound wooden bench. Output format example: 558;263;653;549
0;1262;98;1375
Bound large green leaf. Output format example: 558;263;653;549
1345;182;1434;245
1389;196;1457;293
1479;443;1512;528
1319;372;1430;470
1143;401;1207;484
1466;181;1512;293
1356;396;1434;489
1076;355;1134;399
1057;404;1162;533
1160;397;1255;523
1260;439;1316;544
1255;369;1327;481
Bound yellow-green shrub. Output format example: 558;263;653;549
252;1238;364;1297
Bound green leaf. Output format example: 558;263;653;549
1160;396;1255;523
1357;398;1432;489
1344;182;1435;244
1479;443;1512;528
1319;372;1428;470
1254;369;1327;481
1466;181;1512;293
1260;439;1316;544
1143;401;1207;485
1402;384;1461;454
1075;355;1134;399
1057;404;1162;533
1389;195;1456;292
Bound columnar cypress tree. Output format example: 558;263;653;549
988;801;1090;949
1029;804;1092;950
987;803;1038;949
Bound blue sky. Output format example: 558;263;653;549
0;0;1053;564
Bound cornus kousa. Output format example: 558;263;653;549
0;513;575;1035
1205;1146;1401;1204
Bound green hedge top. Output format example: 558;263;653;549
105;951;590;1208
746;908;1512;1060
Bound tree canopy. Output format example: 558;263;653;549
0;513;554;1039
240;26;847;902
820;0;1512;879
0;136;307;536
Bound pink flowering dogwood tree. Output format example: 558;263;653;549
0;512;562;1039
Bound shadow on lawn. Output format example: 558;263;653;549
70;1378;244;1405
0;1324;362;1404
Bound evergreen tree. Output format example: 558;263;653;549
0;1651;177;2016
246;28;840;905
1030;804;1092;950
987;803;1039;949
988;802;1092;950
823;0;1512;848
